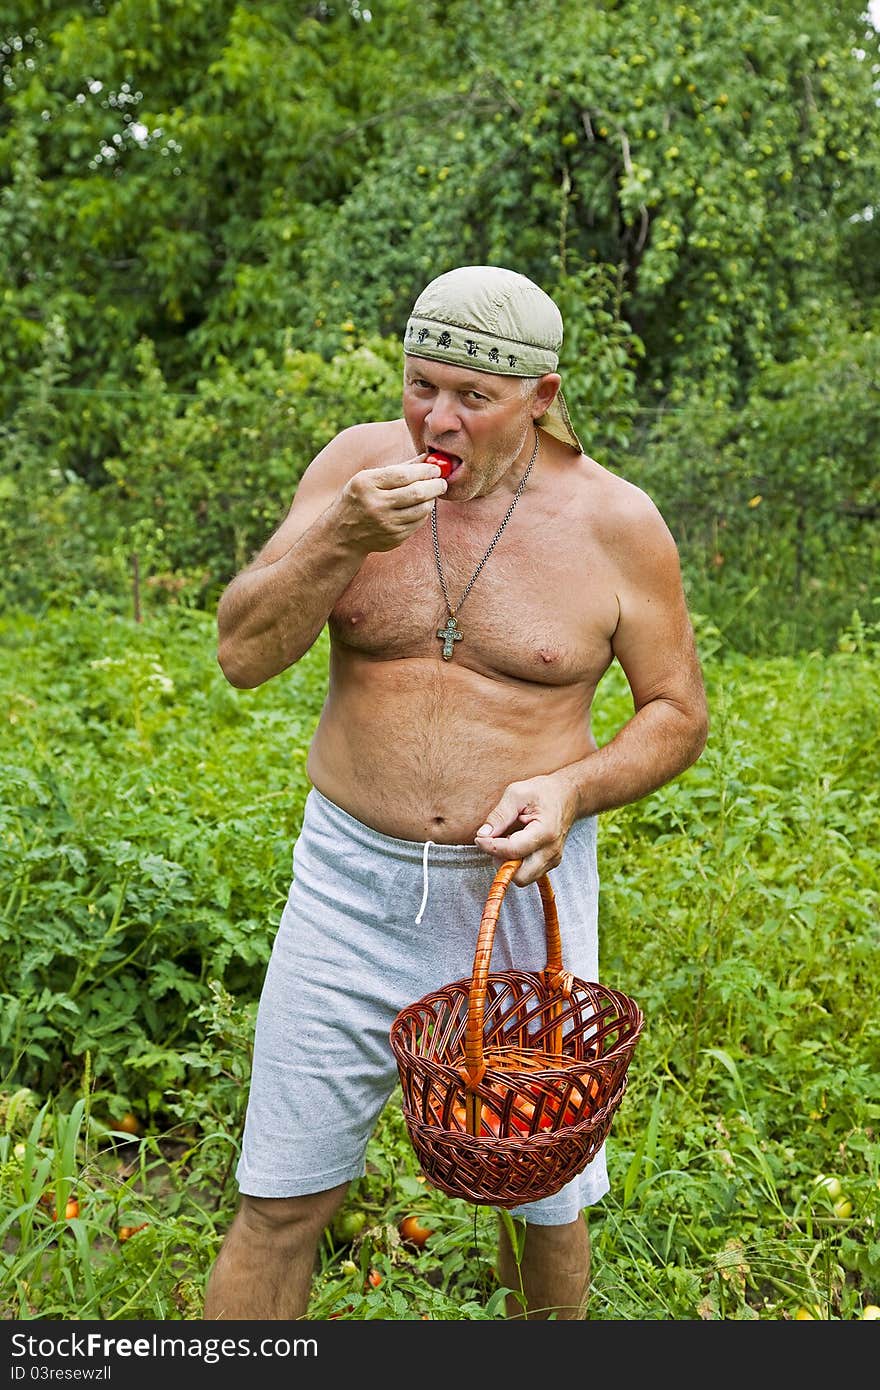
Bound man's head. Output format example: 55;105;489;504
403;265;582;455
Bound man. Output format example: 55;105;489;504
204;265;708;1321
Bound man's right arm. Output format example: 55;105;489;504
216;424;446;689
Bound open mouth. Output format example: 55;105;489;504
426;447;463;480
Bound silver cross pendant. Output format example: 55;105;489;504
436;614;463;661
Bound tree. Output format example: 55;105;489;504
1;1;878;642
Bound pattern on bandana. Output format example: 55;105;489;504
405;320;539;374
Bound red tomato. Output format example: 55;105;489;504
427;1075;599;1136
426;1100;499;1135
399;1214;434;1249
118;1222;149;1242
496;1080;592;1134
45;1193;79;1221
425;449;456;477
449;1102;503;1136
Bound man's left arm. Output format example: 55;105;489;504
475;499;709;885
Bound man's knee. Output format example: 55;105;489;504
234;1185;349;1244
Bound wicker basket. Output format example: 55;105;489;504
389;858;644;1207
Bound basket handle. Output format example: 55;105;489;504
459;859;564;1093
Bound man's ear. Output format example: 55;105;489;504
532;372;561;419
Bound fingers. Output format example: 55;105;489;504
475;829;563;885
474;785;527;845
474;778;570;885
372;458;447;502
341;458;446;552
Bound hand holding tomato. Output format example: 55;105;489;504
338;456;447;555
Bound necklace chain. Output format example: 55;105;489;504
431;428;539;659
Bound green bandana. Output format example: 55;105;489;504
404;265;583;453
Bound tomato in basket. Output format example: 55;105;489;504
507;1085;583;1134
425;1076;599;1137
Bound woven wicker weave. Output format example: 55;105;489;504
389;858;644;1206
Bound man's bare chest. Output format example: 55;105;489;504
328;512;618;687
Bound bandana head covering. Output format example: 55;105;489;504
404;264;583;453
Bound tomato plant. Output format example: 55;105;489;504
813;1174;843;1200
118;1222;149;1242
331;1208;367;1243
399;1214;434;1249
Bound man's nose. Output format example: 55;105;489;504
426;393;461;435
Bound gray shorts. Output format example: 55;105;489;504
235;788;609;1225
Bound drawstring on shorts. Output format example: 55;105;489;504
414;840;435;924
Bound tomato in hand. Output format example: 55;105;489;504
425;449;457;478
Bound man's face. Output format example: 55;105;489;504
402;356;538;500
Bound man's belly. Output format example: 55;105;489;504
305;653;599;843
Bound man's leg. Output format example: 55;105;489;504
496;1213;591;1320
204;1184;349;1320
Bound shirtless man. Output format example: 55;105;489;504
204;265;708;1321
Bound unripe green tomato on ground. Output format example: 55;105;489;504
813;1173;843;1200
331;1209;367;1243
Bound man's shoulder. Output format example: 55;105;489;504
330;417;408;457
564;456;678;578
302;417;410;484
576;455;666;530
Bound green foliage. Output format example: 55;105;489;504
622;327;880;652
4;2;879;431
290;0;880;403
1;1;878;649
1;603;878;1318
1;1;879;1321
0;603;327;1109
100;332;403;587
